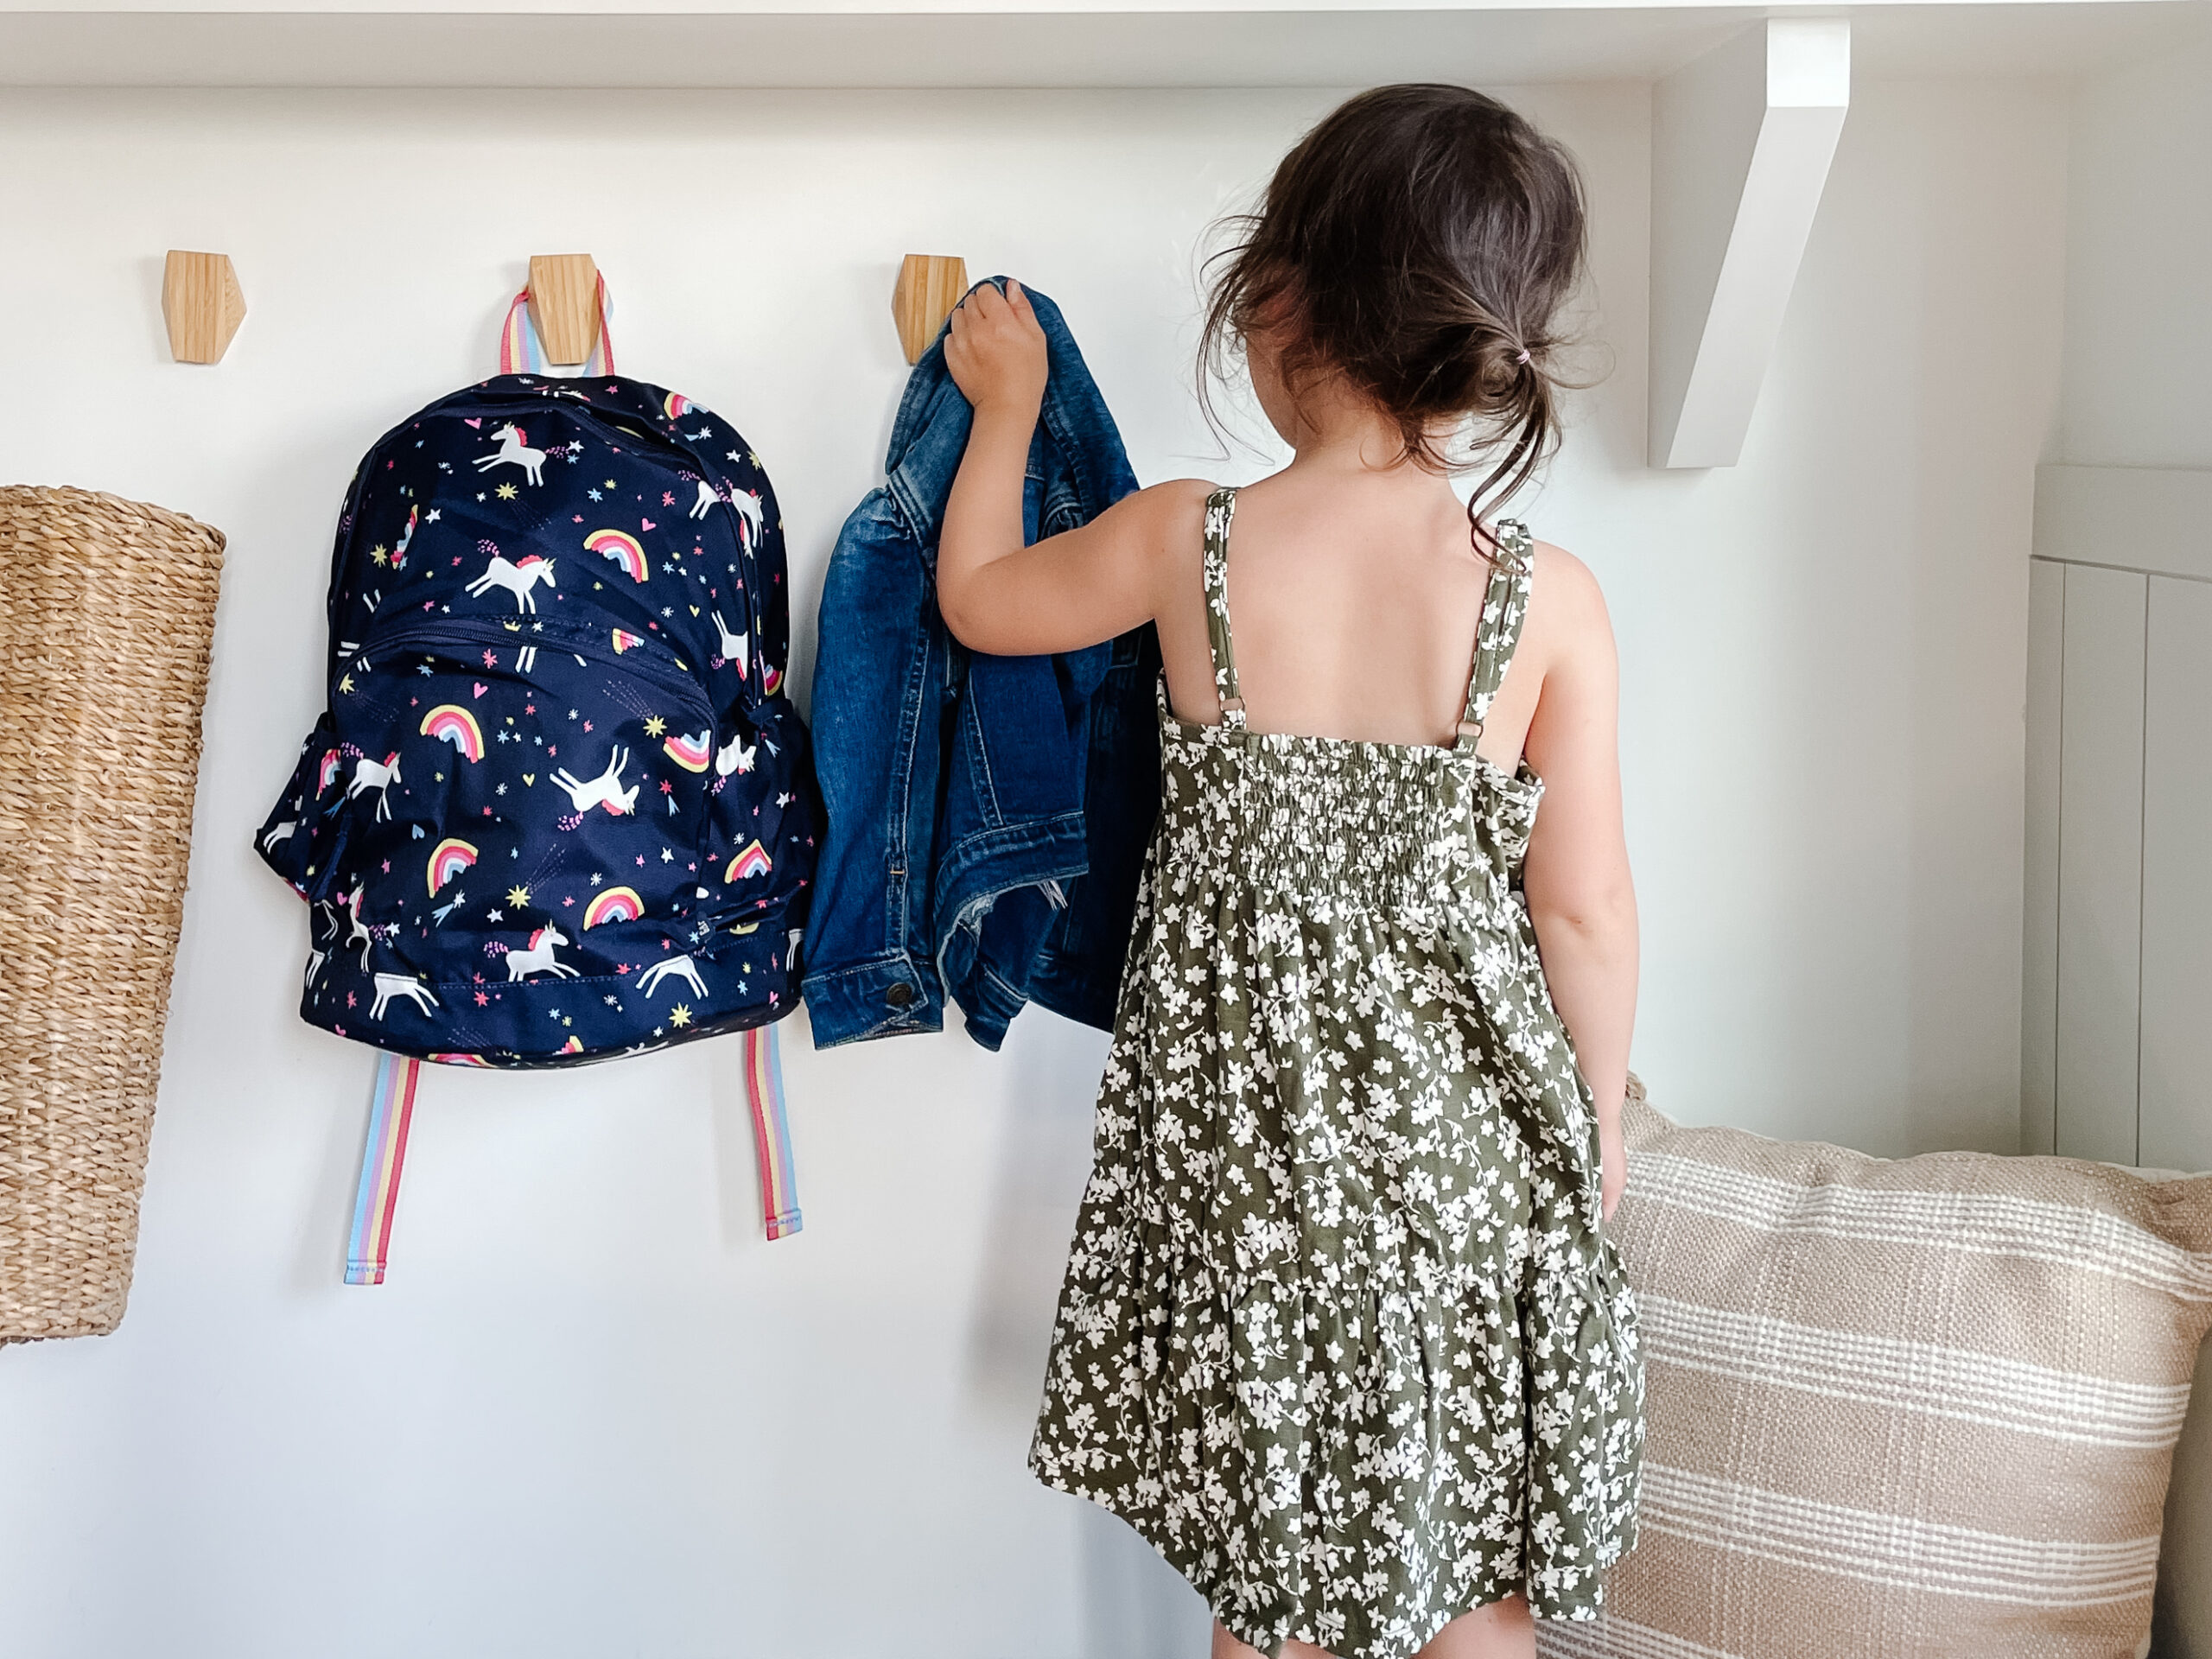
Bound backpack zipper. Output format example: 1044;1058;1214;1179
434;384;766;681
361;616;714;723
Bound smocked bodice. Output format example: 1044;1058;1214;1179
1154;683;1542;916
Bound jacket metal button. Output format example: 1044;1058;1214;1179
886;982;914;1008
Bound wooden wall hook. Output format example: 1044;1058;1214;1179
527;253;601;366
162;251;246;365
893;254;970;365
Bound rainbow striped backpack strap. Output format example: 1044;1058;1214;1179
744;1026;802;1240
345;1052;418;1285
340;1023;799;1283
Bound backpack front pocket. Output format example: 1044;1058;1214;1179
309;618;740;989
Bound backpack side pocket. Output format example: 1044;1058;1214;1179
256;714;350;904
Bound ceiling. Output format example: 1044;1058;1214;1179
0;0;2197;87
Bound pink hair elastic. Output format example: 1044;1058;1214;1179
1515;348;1531;364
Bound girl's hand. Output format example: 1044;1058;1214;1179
1600;1122;1626;1222
945;280;1048;417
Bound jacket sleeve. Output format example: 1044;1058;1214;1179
798;489;945;1045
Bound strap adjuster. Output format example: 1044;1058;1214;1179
1491;518;1536;576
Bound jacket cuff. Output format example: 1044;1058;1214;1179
800;957;941;1048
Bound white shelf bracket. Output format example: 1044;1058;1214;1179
1649;18;1850;470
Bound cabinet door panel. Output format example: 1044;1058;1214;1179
2056;564;2146;1165
2141;575;2212;1174
2023;560;2064;1154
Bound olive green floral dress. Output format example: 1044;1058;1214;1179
1030;488;1643;1658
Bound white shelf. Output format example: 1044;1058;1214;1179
0;0;2195;87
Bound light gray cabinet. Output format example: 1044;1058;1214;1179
2143;579;2212;1173
2026;467;2212;1167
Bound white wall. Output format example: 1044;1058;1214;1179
1603;75;2064;1155
0;79;2065;1658
2059;27;2212;470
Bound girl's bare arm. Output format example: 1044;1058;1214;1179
935;280;1184;657
1518;550;1638;1220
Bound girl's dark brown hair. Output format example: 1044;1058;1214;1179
1201;83;1589;544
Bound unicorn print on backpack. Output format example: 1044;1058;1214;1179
370;974;440;1020
342;884;374;972
497;925;579;982
346;751;402;821
711;612;750;677
473;422;547;486
731;490;765;556
465;546;558;613
552;747;638;817
637;954;709;999
715;734;755;778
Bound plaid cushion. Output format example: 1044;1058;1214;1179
1539;1080;2212;1659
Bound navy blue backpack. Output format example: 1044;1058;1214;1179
258;301;819;1274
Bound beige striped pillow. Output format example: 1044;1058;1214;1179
1539;1082;2212;1659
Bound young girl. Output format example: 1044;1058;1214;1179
936;85;1643;1659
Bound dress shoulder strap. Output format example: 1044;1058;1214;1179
1457;518;1535;749
1200;486;1246;730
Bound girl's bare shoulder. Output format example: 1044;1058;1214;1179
1092;477;1219;572
1522;537;1617;672
1088;477;1216;538
1529;537;1605;612
1127;476;1221;520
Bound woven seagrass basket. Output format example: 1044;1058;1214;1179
0;486;225;1340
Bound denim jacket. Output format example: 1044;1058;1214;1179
802;281;1160;1050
